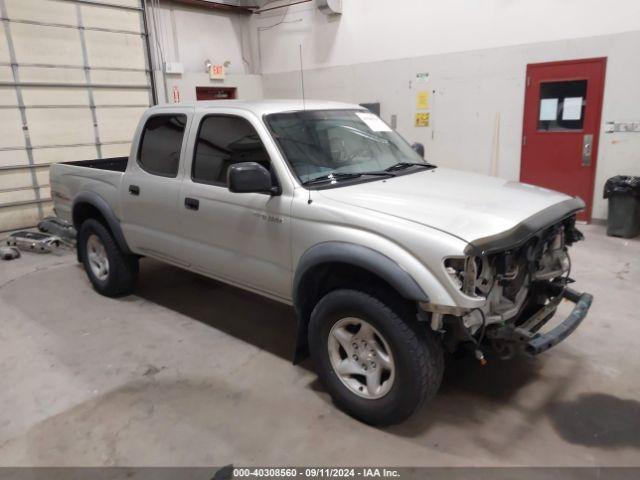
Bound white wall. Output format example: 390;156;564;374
147;0;262;103
249;1;640;221
250;0;640;74
261;30;640;220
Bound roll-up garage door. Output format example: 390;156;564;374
0;0;153;231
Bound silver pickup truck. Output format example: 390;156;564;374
50;100;592;425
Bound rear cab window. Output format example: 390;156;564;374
138;114;187;177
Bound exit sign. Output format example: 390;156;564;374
209;64;225;80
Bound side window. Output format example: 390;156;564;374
192;115;271;186
138;114;187;177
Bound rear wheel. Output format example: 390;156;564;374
78;219;138;297
308;289;443;425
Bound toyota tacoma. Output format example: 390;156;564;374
50;100;592;425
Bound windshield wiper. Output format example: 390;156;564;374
302;171;394;186
385;162;437;172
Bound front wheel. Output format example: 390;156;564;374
78;219;138;297
308;289;443;425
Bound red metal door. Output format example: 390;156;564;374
520;58;606;222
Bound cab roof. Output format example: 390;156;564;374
148;99;363;116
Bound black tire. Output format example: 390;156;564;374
78;219;138;297
308;289;443;425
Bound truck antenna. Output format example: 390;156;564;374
300;43;311;204
299;44;306;110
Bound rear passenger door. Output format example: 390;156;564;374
179;111;293;301
120;111;191;264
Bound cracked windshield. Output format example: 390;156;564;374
266;109;430;185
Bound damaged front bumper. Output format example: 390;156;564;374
525;287;593;355
485;283;593;356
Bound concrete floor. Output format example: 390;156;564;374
0;224;639;467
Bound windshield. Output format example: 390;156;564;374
265;109;429;185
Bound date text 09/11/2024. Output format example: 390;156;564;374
232;467;401;478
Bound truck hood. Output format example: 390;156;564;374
317;167;581;246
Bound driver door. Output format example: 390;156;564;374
179;111;293;301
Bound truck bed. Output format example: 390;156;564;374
50;157;128;224
64;157;128;172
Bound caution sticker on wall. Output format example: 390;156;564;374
416;91;429;110
415;112;430;127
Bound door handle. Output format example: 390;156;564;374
129;185;140;195
582;134;593;167
184;197;199;210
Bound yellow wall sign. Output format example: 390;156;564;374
416;91;429;110
415;112;430;127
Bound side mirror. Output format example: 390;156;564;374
228;162;280;195
411;142;425;159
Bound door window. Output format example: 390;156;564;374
192;115;271;186
138;114;187;177
537;80;587;131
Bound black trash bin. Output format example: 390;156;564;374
603;175;640;238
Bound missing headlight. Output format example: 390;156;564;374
444;257;465;289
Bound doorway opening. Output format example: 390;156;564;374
196;87;237;100
520;57;607;222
